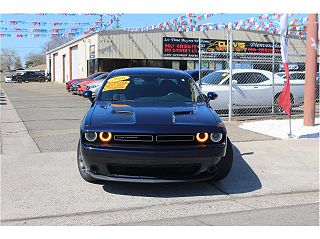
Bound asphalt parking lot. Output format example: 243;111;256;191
1;82;319;225
0;82;276;152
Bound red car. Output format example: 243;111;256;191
77;73;109;95
66;72;105;91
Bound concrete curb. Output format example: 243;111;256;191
0;88;40;155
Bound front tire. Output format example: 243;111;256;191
77;141;101;184
210;137;233;181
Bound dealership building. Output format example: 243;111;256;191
46;29;307;83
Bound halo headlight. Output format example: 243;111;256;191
210;133;223;142
196;133;209;143
84;132;97;142
99;132;112;143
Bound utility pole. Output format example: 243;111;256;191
303;14;318;126
99;14;104;30
114;15;121;29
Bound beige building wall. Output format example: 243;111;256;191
46;29;306;83
46;33;98;83
97;29;306;60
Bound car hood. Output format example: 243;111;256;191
88;101;221;133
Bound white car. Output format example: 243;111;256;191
86;80;104;97
199;69;305;111
278;71;319;82
5;76;13;83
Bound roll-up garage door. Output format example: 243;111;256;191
71;45;79;79
53;53;58;82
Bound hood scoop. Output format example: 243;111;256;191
174;111;193;115
173;110;194;116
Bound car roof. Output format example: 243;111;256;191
185;69;215;73
109;67;190;78
215;69;273;74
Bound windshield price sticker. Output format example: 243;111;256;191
108;76;130;83
103;76;130;91
103;81;130;91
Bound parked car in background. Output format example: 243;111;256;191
275;72;286;78
78;67;233;184
11;70;47;83
66;72;105;92
185;69;215;82
86;79;105;98
199;69;305;111
5;75;13;83
277;71;319;100
77;73;109;96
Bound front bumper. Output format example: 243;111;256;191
80;141;226;182
71;87;79;94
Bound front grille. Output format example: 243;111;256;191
114;135;153;142
107;163;201;177
156;135;194;142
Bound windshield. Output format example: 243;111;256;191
201;72;229;85
98;75;204;103
88;72;102;79
93;73;108;80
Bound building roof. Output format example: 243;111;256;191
26;64;46;71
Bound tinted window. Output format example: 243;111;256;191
290;73;305;80
26;72;37;76
251;73;269;83
186;70;215;82
93;73;108;80
201;72;229;84
233;72;269;84
98;75;203;103
88;72;103;79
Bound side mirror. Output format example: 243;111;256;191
205;92;218;103
83;90;94;103
232;79;238;85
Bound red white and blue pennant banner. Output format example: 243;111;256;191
0;14;311;38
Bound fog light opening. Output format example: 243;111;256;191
196;133;209;143
90;165;99;173
99;132;112;143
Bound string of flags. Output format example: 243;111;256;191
0;20;102;26
123;13;308;38
0;13;123;26
122;13;219;32
0;14;117;38
0;13;312;39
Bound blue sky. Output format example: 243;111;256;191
0;13;307;65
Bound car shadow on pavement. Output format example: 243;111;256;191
102;145;261;197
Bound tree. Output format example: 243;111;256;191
15;57;22;69
24;52;46;68
0;48;22;72
43;35;74;52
